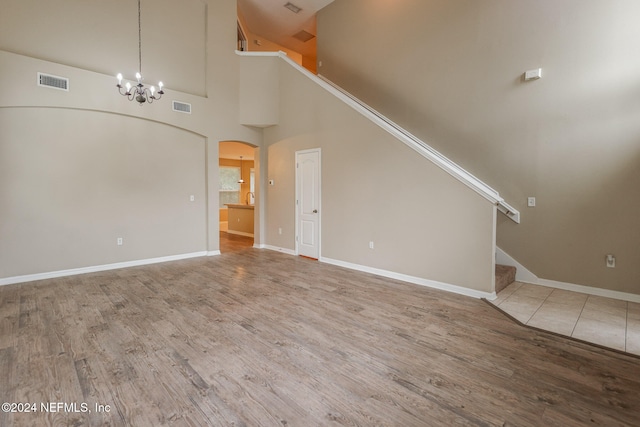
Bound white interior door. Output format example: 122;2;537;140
296;149;320;259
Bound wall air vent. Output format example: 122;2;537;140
37;72;69;91
172;101;192;114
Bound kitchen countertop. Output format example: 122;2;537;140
225;204;255;210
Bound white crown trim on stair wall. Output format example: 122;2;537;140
497;247;640;303
235;50;523;223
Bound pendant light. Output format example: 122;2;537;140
238;156;245;184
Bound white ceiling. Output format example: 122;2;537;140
238;0;335;57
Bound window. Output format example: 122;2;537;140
249;168;255;204
219;166;240;206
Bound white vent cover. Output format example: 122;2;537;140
293;30;315;43
37;72;69;91
172;101;192;114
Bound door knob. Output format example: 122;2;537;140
313;209;318;213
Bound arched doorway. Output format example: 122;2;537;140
218;141;259;253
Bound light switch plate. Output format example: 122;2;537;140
525;68;542;80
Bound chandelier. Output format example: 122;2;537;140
116;0;164;105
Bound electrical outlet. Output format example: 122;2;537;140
606;254;616;268
278;227;282;235
189;195;195;202
117;237;123;246
369;241;374;249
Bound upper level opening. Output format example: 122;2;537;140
237;0;335;73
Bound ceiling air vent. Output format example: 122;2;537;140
293;30;316;43
284;2;302;13
37;72;69;91
172;101;192;114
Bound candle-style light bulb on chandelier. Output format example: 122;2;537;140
116;0;164;105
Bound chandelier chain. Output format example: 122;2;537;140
138;0;142;75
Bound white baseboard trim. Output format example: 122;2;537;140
496;246;640;303
260;245;297;256
0;251;208;287
320;257;496;300
226;230;254;238
207;251;221;256
536;278;640;303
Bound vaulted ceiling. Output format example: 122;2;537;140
237;0;335;57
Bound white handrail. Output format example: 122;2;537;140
236;50;520;223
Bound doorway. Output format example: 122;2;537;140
219;141;257;253
296;149;321;259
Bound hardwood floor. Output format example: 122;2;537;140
1;243;639;426
219;231;254;253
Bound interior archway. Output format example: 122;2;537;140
218;141;260;253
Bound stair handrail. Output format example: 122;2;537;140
236;50;520;223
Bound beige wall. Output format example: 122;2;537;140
0;0;207;96
318;0;640;294
0;108;205;277
264;61;497;293
0;0;263;280
239;55;280;126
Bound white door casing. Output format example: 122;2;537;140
296;149;320;259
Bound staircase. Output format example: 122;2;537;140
495;264;516;294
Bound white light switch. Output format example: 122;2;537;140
525;68;542;80
527;197;536;207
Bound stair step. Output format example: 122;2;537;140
495;264;516;294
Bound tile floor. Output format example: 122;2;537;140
491;282;640;356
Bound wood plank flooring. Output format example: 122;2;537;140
1;236;639;426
